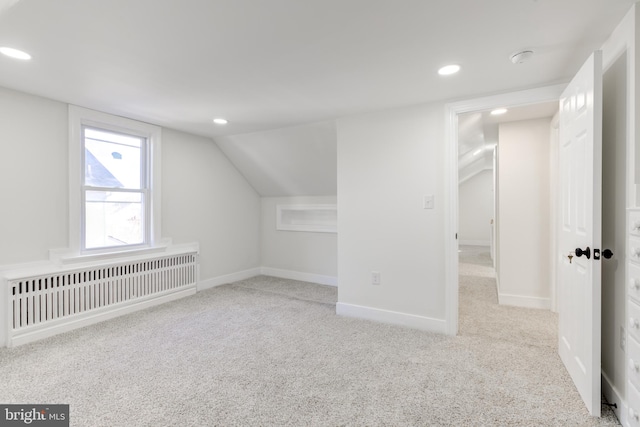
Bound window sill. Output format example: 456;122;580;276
49;239;199;267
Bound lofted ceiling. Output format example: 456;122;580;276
0;0;634;139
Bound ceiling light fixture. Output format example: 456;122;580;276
510;50;534;64
438;64;460;76
0;46;31;60
490;108;508;116
213;118;228;125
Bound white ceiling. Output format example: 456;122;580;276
215;121;337;196
0;0;634;139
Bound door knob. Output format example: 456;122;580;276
602;249;614;259
575;247;591;259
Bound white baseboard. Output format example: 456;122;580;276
459;240;490;247
497;292;550;310
602;370;625;425
198;268;261;291
198;267;337;291
260;267;338;287
336;302;447;334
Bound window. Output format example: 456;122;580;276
82;127;147;250
69;106;162;255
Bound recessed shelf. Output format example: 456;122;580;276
276;204;337;233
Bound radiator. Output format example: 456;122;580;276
4;251;198;347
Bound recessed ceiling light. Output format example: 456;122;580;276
491;108;508;116
438;64;460;76
0;47;31;60
213;118;228;125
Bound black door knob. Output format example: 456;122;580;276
575;247;591;259
602;249;614;259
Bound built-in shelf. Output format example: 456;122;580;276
276;204;337;233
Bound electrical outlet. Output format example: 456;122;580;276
423;195;435;209
621;326;626;351
371;271;381;285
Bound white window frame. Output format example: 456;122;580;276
68;105;162;257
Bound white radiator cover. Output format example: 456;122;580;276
2;250;198;347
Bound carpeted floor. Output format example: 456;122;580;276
458;246;557;349
0;251;621;426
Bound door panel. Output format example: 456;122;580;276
557;50;603;416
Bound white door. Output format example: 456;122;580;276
557;51;603;416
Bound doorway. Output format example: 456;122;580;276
458;102;558;307
444;84;564;336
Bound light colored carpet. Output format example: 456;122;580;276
0;260;620;426
458;246;557;349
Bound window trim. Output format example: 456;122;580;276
69;105;162;256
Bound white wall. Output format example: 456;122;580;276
261;196;337;284
162;128;261;283
459;170;493;246
0;87;68;265
0;86;262;286
336;103;446;332
497;118;551;308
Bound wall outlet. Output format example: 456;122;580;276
423;195;435;209
621;326;626;351
371;271;381;285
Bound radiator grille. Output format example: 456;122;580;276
9;253;197;332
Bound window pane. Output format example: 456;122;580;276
84;127;143;189
85;191;144;249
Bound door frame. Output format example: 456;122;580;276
444;84;565;336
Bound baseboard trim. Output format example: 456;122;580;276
260;267;337;287
601;370;625;425
497;292;550;310
198;267;338;290
336;302;446;334
198;268;261;291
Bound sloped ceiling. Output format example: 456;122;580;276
215;121;336;196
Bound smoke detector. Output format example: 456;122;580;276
510;50;534;64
